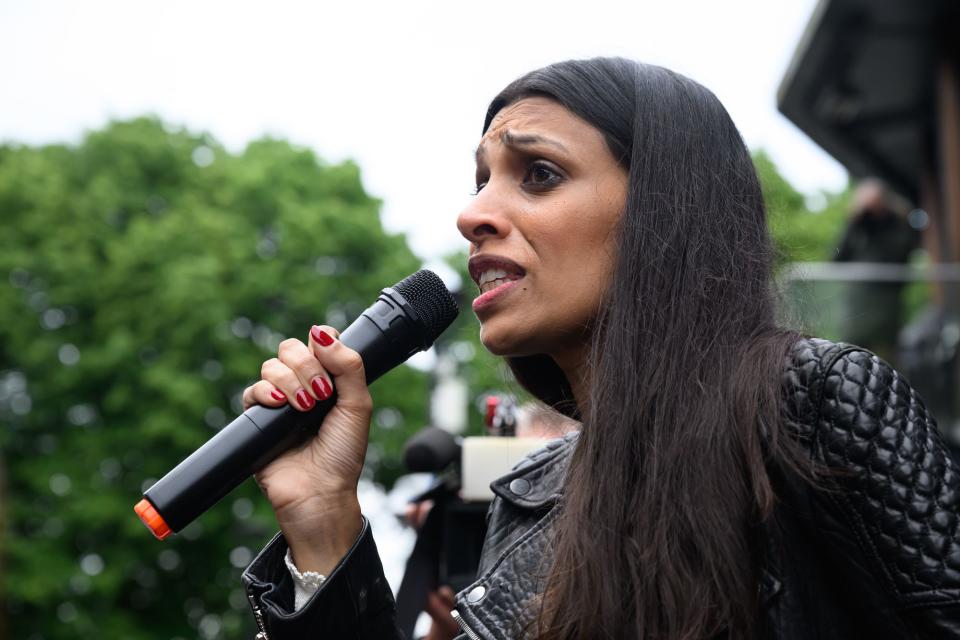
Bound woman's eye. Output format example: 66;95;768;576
471;181;487;196
523;162;563;190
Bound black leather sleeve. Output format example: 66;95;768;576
241;518;405;639
815;347;960;636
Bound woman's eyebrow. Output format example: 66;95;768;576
474;130;569;162
501;131;568;152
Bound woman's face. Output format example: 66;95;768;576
457;97;628;368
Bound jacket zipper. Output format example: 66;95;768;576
451;609;482;640
246;589;270;640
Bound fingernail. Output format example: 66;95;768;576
311;376;332;400
312;325;334;346
270;389;287;402
295;388;315;409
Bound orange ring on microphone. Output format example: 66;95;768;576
135;498;172;540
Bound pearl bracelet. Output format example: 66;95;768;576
284;548;326;611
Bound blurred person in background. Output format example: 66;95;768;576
238;58;960;639
834;178;919;364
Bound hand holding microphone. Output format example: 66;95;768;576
245;323;376;572
135;270;458;574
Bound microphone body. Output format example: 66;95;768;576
136;272;458;539
403;426;461;473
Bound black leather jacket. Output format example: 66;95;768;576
242;339;960;639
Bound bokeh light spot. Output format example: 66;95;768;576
228;546;252;568
908;208;929;230
80;553;104;576
67;403;97;426
375;407;402;429
192;145;215;167
204;406;227;429
99;458;122;481
201;360;223;380
230;317;253;338
56;602;78;623
58;344;80;365
50;473;72;496
198;613;222;639
9;267;30;288
69;574;91;595
157;549;181;571
41;308;66;330
11;393;32;415
231;498;253;520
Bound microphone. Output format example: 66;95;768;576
134;270;459;540
403;426;462;473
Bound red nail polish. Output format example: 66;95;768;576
270;389;287;402
312;326;334;346
295;388;314;409
312;377;332;400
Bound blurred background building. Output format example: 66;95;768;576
778;0;960;446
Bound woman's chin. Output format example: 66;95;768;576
479;325;528;358
479;337;512;357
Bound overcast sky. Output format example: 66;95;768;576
0;0;846;261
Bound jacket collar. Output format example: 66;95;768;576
488;431;579;509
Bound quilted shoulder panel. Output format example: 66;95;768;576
814;346;960;607
781;337;851;440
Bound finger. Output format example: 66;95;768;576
425;590;460;636
261;356;317;412
277;338;334;406
414;500;434;529
403;503;419;528
308;325;371;413
242;379;288;410
424;590;452;622
436;585;456;607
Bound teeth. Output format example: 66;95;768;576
479;277;514;294
477;269;509;287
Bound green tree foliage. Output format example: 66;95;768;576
0;118;428;639
753;149;850;264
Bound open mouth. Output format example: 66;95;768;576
468;255;526;294
477;268;523;294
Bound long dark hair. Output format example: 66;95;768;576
485;58;807;639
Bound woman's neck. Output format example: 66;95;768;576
551;345;589;418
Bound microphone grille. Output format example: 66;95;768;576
393;269;459;340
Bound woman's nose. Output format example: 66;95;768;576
456;191;511;247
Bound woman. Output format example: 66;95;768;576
240;58;960;639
